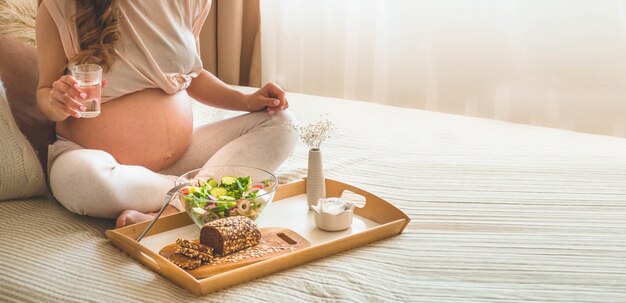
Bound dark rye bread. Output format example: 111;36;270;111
175;246;214;263
176;238;214;254
200;216;261;255
168;253;202;270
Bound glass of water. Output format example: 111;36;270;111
71;64;102;118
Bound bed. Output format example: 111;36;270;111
1;85;625;302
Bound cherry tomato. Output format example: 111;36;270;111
181;187;189;195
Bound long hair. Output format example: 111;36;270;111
70;0;121;72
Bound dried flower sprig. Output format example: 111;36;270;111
284;115;336;150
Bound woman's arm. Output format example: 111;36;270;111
187;70;289;113
36;3;85;121
186;70;249;111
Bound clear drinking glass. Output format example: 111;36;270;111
71;64;102;118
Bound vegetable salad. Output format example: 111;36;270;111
181;176;273;224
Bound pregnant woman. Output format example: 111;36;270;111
36;0;297;227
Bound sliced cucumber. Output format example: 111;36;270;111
208;178;219;187
221;176;237;186
218;195;236;201
199;179;213;190
209;187;228;197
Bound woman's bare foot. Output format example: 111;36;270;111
115;205;180;228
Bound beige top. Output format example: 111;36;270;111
43;0;211;102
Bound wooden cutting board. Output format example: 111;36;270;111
159;227;310;278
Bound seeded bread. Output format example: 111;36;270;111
175;246;214;262
176;238;214;254
200;216;261;255
168;253;201;269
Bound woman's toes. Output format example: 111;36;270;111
115;209;155;228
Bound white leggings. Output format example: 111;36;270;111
48;110;298;219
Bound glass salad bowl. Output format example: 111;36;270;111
175;165;278;228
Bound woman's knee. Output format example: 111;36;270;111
49;150;125;218
268;110;299;154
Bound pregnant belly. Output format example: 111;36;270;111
56;88;194;172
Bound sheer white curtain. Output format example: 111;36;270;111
261;0;626;137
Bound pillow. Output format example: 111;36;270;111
0;79;47;200
0;0;37;46
0;35;55;177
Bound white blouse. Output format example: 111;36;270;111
43;0;210;102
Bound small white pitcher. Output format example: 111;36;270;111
311;198;355;231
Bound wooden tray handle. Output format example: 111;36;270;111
137;250;161;271
106;229;166;271
105;229;199;292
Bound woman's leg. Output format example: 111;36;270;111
51;110;297;227
160;110;298;176
49;148;179;225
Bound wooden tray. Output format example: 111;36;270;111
105;179;410;296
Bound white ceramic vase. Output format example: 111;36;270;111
306;148;325;208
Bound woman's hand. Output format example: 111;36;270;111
246;83;290;114
186;72;289;113
49;75;86;119
48;75;107;119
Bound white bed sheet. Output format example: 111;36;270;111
1;87;625;302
